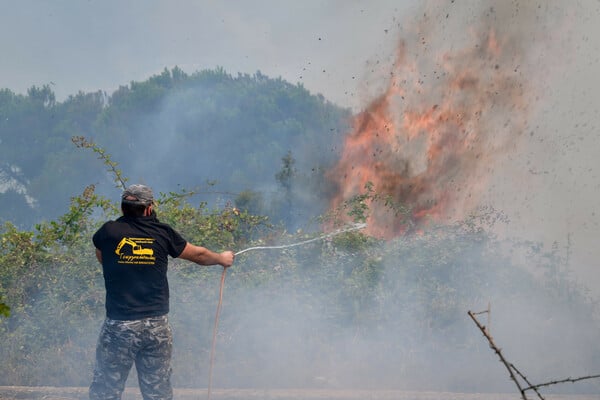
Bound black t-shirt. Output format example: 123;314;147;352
92;214;187;320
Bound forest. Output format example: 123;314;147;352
0;66;349;229
0;67;599;395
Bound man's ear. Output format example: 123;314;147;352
144;205;153;216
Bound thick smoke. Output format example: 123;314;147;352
169;0;599;394
327;0;568;238
163;227;600;394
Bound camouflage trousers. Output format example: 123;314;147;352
89;315;173;400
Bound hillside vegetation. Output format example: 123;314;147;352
0;67;350;228
0;69;599;394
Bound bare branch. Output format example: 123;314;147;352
467;310;529;400
469;308;600;399
510;363;545;400
524;374;600;392
72;136;128;190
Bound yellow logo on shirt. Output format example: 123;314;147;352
115;237;156;265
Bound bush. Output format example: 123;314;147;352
0;186;598;393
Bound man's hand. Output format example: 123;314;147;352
220;251;235;268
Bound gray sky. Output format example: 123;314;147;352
0;0;410;110
1;0;599;296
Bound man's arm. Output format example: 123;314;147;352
95;248;102;264
178;243;234;267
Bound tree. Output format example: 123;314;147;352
275;151;296;227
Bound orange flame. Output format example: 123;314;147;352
327;16;530;238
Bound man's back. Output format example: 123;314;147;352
93;214;186;320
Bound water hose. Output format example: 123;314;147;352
206;222;367;400
207;268;226;400
234;222;367;255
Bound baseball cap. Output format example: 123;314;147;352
121;184;154;206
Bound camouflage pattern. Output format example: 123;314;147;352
89;315;173;400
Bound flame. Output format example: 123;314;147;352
327;11;530;238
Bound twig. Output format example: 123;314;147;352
524;374;600;392
469;308;600;399
510;363;544;400
467;310;529;400
72;136;128;190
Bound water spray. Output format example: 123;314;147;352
206;222;367;400
234;222;367;255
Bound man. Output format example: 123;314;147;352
90;184;234;400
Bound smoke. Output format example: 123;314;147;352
3;0;600;395
162;0;599;394
8;220;599;393
326;0;569;238
160;224;600;394
0;163;37;208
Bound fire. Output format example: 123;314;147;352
327;7;530;238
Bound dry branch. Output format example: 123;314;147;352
467;310;529;399
468;308;600;400
509;363;544;400
524;374;600;392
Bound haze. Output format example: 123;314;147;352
0;1;599;295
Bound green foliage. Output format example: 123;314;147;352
0;70;599;392
325;181;412;228
275;151;296;191
71;136;128;190
274;151;296;226
0;180;599;389
0;66;349;229
0;301;8;317
35;184;116;246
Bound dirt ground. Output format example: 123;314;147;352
0;387;598;400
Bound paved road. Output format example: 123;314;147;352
0;386;598;400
